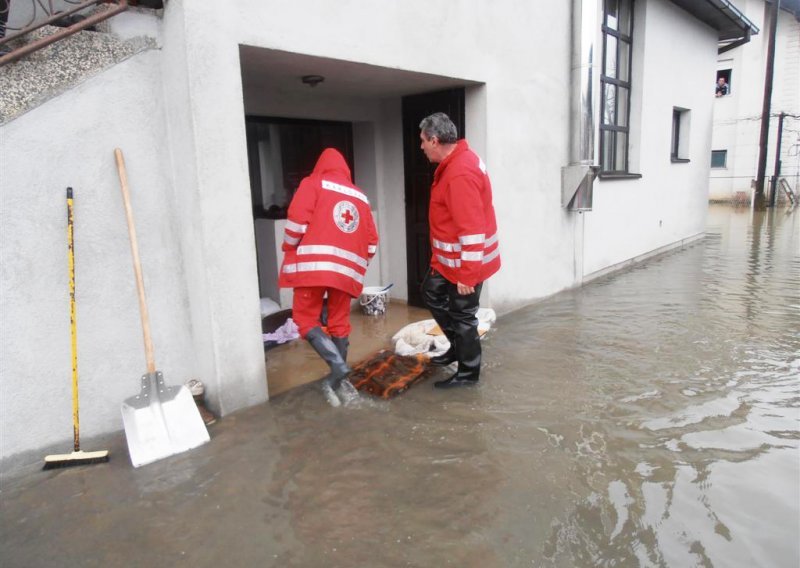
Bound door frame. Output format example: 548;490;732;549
401;88;466;307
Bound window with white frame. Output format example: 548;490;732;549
711;150;727;168
600;0;634;173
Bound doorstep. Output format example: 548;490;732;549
265;301;431;397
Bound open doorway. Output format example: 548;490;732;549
245;116;355;306
401;88;465;307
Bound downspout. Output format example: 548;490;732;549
562;0;601;210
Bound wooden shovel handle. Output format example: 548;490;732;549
114;148;156;373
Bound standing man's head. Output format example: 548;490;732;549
717;77;727;86
419;112;458;163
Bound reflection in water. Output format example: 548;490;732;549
518;206;799;567
2;207;797;567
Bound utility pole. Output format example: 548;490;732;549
754;0;780;209
769;112;786;207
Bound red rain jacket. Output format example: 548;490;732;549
429;140;501;287
278;148;379;298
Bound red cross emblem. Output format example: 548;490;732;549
333;201;359;233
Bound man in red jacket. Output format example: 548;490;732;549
279;148;379;406
419;112;501;388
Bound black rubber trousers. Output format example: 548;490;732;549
421;268;483;381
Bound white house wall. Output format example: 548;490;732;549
161;2;269;423
710;1;800;200
583;0;716;277
0;51;202;461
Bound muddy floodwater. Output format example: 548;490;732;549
2;205;798;567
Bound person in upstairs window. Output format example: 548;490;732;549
418;112;502;389
279;148;379;407
715;77;729;97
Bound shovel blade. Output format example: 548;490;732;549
121;372;210;468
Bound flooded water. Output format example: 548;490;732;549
2;206;798;567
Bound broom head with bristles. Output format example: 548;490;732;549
43;449;109;470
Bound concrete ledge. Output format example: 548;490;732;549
0;26;156;125
583;232;706;284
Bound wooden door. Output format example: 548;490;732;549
401;89;465;306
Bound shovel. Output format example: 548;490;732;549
114;148;209;468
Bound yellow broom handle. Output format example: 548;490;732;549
67;188;81;452
114;149;156;373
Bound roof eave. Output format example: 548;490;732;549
708;0;760;39
669;0;759;42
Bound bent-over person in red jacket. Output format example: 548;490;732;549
279;148;379;406
418;112;501;388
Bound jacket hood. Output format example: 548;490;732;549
312;148;351;181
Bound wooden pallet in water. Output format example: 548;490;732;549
349;350;431;399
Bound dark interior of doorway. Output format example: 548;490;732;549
401;88;465;307
245;116;355;220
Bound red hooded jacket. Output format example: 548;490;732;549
429;140;501;286
278;148;379;298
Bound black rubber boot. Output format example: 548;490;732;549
306;327;351;386
433;371;480;388
330;336;357;402
331;336;349;362
331;335;360;403
433;333;481;388
433;283;482;388
422;269;483;388
330;335;351;389
429;342;457;366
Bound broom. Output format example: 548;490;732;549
43;188;109;469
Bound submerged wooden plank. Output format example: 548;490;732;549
349;350;431;399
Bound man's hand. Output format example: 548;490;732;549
457;281;475;295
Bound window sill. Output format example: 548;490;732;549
671;158;691;164
597;172;643;180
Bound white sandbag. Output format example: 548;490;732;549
392;311;496;357
477;308;496;325
392;319;444;356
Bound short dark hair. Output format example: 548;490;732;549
419;112;458;144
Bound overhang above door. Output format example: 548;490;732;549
239;45;481;101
